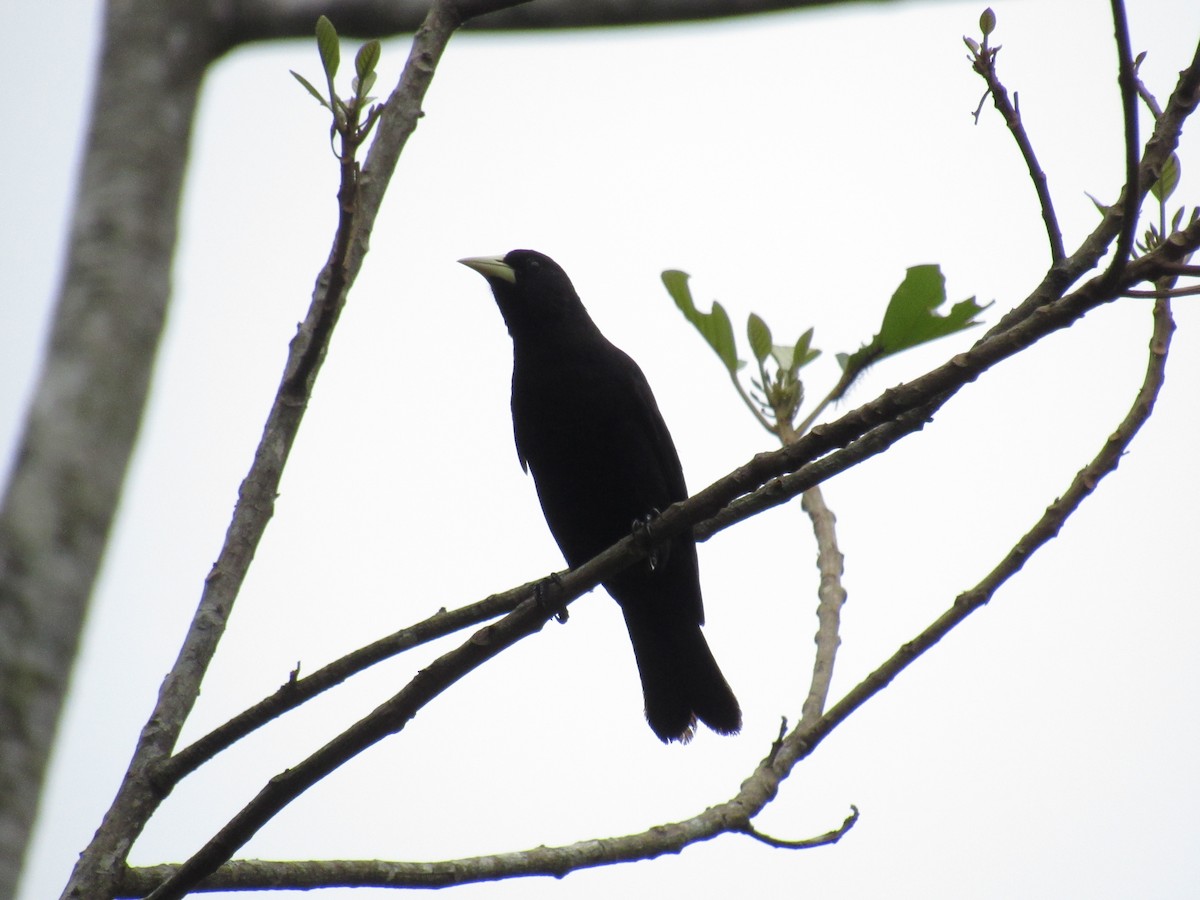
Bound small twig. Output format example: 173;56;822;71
743;805;860;850
1124;283;1200;298
969;43;1065;264
1133;53;1165;118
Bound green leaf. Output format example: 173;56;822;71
838;265;987;385
979;7;996;36
1152;153;1181;203
356;40;381;82
316;15;340;80
662;270;739;375
777;328;825;374
290;70;331;110
747;313;772;365
877;265;985;354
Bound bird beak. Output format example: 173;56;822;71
458;256;516;284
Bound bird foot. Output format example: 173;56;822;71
631;509;670;572
534;572;570;624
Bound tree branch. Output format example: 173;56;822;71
1102;0;1142;284
986;34;1200;337
969;40;1065;264
0;3;213;894
223;0;918;46
798;486;848;725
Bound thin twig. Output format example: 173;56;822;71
1133;53;1164;118
1124;283;1200;298
970;44;1066;264
984;37;1200;340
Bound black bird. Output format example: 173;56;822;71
460;249;741;743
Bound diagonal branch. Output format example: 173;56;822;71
161;578;538;781
970;45;1065;264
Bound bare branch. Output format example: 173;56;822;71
1102;0;1142;283
799;486;848;725
969;44;1066;264
161;579;538;781
1124;283;1200;298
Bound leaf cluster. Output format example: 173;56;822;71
663;265;988;442
290;16;384;154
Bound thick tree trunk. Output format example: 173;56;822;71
0;2;212;895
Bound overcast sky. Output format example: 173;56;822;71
6;1;1200;898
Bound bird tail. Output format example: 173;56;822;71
622;606;742;743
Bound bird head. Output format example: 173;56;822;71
459;250;589;337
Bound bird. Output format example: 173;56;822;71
459;249;741;743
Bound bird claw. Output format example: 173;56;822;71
534;573;570;624
631;509;670;572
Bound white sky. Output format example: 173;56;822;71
5;1;1200;898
